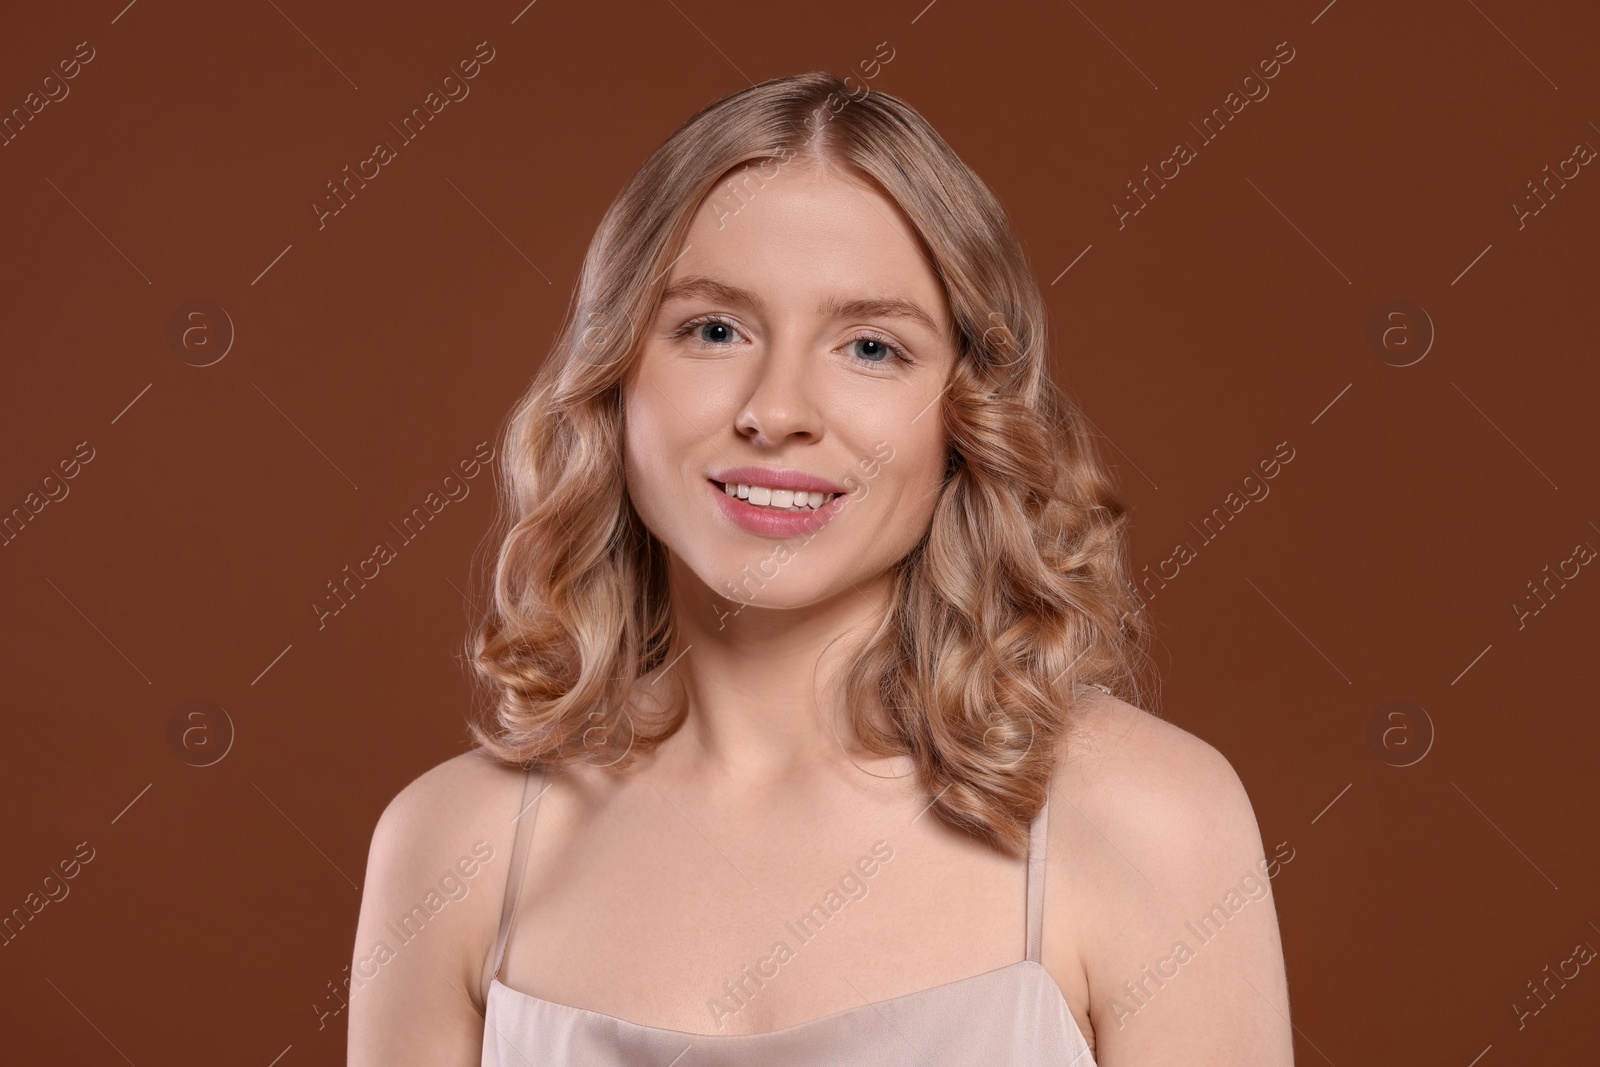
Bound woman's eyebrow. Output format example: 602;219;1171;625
818;295;942;337
660;275;944;336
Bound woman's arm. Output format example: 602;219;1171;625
347;750;525;1067
1055;702;1296;1065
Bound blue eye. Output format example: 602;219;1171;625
671;316;746;346
847;335;908;366
670;315;913;371
697;321;738;345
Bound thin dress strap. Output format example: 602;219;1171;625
1025;792;1049;963
488;766;547;986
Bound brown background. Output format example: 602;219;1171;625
2;0;1596;1062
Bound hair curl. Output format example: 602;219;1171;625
463;70;1154;855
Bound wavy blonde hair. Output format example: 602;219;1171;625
464;70;1153;854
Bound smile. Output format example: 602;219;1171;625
707;479;848;538
713;481;839;512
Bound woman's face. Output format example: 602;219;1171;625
621;161;960;618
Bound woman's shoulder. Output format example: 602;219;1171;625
1054;686;1256;826
372;747;531;834
1048;688;1267;928
1048;689;1277;1016
357;747;534;1008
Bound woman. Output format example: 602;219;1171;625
349;71;1293;1066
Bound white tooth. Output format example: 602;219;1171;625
737;483;750;499
723;481;736;496
771;489;794;508
748;485;772;506
795;490;812;507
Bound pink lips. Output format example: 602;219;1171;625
708;478;848;538
707;467;848;494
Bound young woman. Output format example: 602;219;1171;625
349;71;1293;1066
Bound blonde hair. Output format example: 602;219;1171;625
464;71;1153;855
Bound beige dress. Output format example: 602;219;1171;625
481;765;1098;1065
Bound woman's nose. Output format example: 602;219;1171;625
733;335;823;445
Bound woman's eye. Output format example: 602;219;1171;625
697;320;740;344
672;316;910;369
846;334;909;368
673;316;745;345
849;337;894;363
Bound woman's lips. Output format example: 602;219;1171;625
707;479;848;538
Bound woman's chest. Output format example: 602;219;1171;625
500;782;1044;1036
